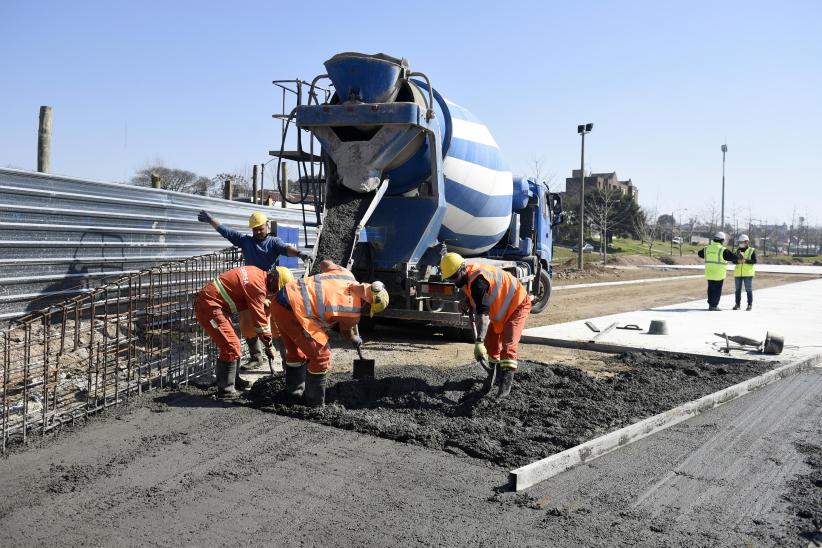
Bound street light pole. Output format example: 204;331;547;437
577;123;593;270
721;144;728;232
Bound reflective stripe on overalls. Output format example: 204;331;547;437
464;263;527;332
212;278;238;313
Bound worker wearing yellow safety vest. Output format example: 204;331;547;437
733;234;756;311
440;253;531;398
697;232;739;311
270;260;389;407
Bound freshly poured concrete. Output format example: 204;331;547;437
523;278;822;362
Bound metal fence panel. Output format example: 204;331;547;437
0;168;316;321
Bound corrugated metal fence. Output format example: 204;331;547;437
0;168;316;322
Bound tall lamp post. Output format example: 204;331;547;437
577;123;593;270
721;144;728;232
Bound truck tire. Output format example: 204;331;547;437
530;269;552;314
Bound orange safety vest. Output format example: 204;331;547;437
199;266;271;336
284;265;362;345
464;263;528;333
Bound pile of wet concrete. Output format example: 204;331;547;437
310;185;374;275
245;353;770;469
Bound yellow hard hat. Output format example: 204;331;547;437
439;252;464;279
275;266;294;289
249;212;268;229
369;285;389;317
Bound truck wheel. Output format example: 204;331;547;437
530;269;552;314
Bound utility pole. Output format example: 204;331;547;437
577;123;593;270
721;144;727;232
37;106;52;173
252;164;259;204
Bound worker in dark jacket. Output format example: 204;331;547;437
697;231;739;311
733;234;757;310
198;210;311;376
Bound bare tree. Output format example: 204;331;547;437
634;207;659;257
701;200;720;236
209;171;252;199
788;206;797;255
131;165;210;194
531;157;556;188
586;188;624;264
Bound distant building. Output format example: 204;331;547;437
564;169;638;202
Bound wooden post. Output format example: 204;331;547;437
37;106;52;173
252;165;259;205
280;163;288;208
223;179;233;200
150;172;161;189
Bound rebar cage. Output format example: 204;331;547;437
0;247;244;452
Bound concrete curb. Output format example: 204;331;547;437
509;354;822;491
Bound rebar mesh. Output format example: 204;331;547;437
0;247;243;452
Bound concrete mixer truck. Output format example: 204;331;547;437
271;52;564;333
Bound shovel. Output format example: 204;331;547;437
469;310;496;395
352;343;375;380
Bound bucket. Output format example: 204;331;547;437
647;320;669;335
762;332;784;355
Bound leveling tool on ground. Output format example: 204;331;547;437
714;332;784;355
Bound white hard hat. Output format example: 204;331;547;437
713;231;726;241
739;234;749;242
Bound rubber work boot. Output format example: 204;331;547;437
732;304;740;310
235;368;251;390
496;368;515;399
303;373;327;407
215;359;238;397
284;363;306;403
242;337;266;371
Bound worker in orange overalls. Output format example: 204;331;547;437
195;265;283;397
270;260;389;407
439;253;531;398
236;266;293;384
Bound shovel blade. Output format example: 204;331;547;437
478;358;496;395
353;359;375;380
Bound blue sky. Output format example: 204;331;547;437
2;0;820;226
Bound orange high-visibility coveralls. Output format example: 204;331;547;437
271;264;362;375
194;266;271;361
463;263;531;371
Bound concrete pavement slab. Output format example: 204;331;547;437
642;263;822;275
523;278;822;362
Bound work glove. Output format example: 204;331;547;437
473;341;488;362
351;335;363;349
197;210;214;224
298;251;312;262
